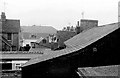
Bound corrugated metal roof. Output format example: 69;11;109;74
22;23;119;67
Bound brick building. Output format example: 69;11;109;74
80;19;98;32
0;12;20;51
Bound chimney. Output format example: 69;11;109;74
1;12;6;22
75;21;82;34
77;21;79;26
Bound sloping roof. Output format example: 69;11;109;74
21;26;57;33
65;23;118;48
22;32;49;39
29;48;51;54
2;19;20;33
23;47;77;67
22;23;119;67
21;26;57;39
1;52;44;59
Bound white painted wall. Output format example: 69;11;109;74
0;60;28;71
12;60;28;70
23;39;37;46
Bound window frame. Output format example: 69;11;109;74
7;33;12;41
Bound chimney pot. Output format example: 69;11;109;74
1;12;6;21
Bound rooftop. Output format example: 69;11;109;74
21;26;57;39
22;22;119;67
0;12;20;33
21;26;57;34
2;19;20;33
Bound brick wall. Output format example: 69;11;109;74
1;33;19;51
13;33;19;51
80;19;98;31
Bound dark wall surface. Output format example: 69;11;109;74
2;63;12;70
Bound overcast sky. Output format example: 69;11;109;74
0;0;119;30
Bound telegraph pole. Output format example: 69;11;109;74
3;0;7;13
3;1;6;13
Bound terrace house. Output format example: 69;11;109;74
0;12;20;51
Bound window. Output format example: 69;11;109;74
7;33;12;40
42;39;46;43
15;63;22;70
15;63;21;66
30;34;36;38
93;47;97;52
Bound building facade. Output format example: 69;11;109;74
0;12;20;51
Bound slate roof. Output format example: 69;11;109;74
21;26;57;39
22;32;50;39
21;26;57;33
29;48;51;54
22;23;119;67
2;19;20;33
65;23;118;47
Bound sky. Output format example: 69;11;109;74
0;0;119;30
